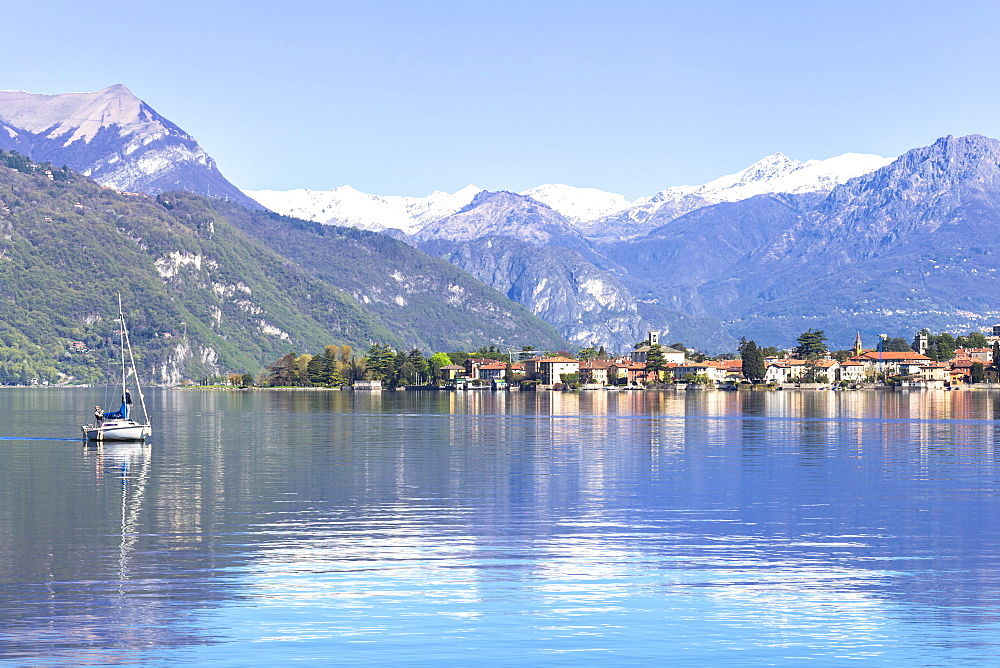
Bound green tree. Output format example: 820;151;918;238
428;352;452;382
388;350;409;388
882;337;911;352
472;344;505;361
793;329;828;359
683;372;711;385
406;349;429;382
739;339;766;382
347;357;367;382
295;354;313;386
265;352;298;386
339;345;352;366
957;331;989;349
398;360;417;386
307;354;328;385
645;343;666;380
798;363;828;384
448;351;471;367
992;343;1000;373
577;346;597;361
937;332;957;360
365;343;396;381
323;345;343;383
972;360;986;383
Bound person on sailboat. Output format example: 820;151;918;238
94;406;103;425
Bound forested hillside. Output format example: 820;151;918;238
0;152;399;384
0;152;567;385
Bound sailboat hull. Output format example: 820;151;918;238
83;421;151;441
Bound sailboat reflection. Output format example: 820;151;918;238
88;441;151;583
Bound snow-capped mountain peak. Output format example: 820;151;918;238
0;84;259;208
0;84;160;146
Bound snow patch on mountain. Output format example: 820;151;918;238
631;152;892;209
589;152;895;238
520;184;633;223
247;184;483;235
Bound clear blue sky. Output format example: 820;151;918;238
6;0;1000;198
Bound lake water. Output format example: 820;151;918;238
3;387;1000;665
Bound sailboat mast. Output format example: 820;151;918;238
119;294;150;427
118;293;127;407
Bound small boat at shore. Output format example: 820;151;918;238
82;296;151;442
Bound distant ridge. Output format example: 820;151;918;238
0;85;261;209
248;152;893;240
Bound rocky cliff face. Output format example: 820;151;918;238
422;237;648;348
0;85;260;209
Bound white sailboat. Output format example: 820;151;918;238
82;295;152;442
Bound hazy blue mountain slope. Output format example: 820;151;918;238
607;135;1000;349
420;236;647;349
710;135;1000;344
601;194;809;317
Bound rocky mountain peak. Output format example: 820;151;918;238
0;84;161;145
456;189;531;214
822;134;1000;217
0;85;259;209
417;190;580;243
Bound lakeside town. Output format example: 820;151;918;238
247;326;1000;392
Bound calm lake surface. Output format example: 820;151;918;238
3;387;1000;665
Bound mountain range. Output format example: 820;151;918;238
246;151;892;240
248;150;903;350
5;84;1000;359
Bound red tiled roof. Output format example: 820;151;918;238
853;352;931;361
